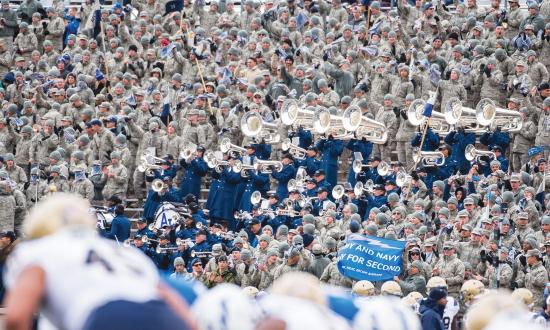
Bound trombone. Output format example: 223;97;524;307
354;180;374;197
141;236;160;244
220;137;247;157
352;159;390;176
156;246;179;254
253;158;284;173
190;251;213;258
465;144;496;162
240;111;281;144
281;138;307;160
412;148;445;167
342;106;388;144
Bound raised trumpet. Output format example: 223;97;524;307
179;142;197;162
240;111;281;144
253;158;283;173
412;148;445;167
352;159;390;176
142;236;160;244
220;137;247;157
342;106;388;144
354;180;374;197
281;138;307;160
156;246;179;254
465;144;496;162
190;251;213;258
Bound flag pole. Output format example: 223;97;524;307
99;21;111;93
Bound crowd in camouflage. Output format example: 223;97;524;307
3;0;550;320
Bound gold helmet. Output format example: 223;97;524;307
271;272;326;306
460;279;485;305
511;288;533;308
23;193;95;240
352;280;375;296
242;286;259;298
401;295;418;308
406;291;424;303
426;276;447;295
381;280;403;297
465;291;526;330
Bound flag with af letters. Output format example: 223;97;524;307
422;91;438;117
337;236;406;281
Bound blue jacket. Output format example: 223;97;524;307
103;215;131;242
179;157;208;199
480;130;510;154
143;188;181;221
136;227;156;239
363;194;388;220
346;139;373;186
294;127;313;149
315;139;344;187
294;156;321;177
271;163;297;199
316;178;333;194
238;171;270;212
206;170;222;211
419;298;445;330
444;131;476;174
251;142;272;160
411;128;440;151
215;167;242;227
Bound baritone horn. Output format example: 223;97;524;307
465;144;496;162
253;158;283;173
232;160;255;177
281;138;307;159
342;106;388;144
180;142;197;162
412;148;445;167
354;180;374;197
240;111;281;143
220;137;247;157
332;185;345;200
445;98;497;134
151;178;167;192
409;98;452;136
352;159;389;176
477;98;522;133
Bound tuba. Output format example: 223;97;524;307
253;158;284;173
342;106;388;144
352;159;389;176
412;148;445;167
465;144;496;162
478;98;522;133
220;137;247;157
240;111;281;144
281;138;307;160
445;98;497;134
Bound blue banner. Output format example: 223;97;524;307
337;236;406;281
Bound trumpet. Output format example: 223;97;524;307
190;251;213;258
220;137;247;157
352;159;390;176
123;239;135;247
204;151;240;173
412;148;445;167
354;180;374;197
156;246;179;254
142;236;160;244
151;178;167;193
234;210;254;221
287;178;306;192
240;111;281;144
253;158;283;173
332;184;345;200
281;138;307;160
179;142;197;162
465;144;496;162
276;208;301;217
176;238;195;248
232;160;256;177
298;196;318;208
215;231;235;240
342;106;388;144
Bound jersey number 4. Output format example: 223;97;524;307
85;249;142;275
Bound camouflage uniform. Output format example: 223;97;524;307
433;254;465;298
320;260;353;288
518;260;549;309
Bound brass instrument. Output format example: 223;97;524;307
352;159;390;176
412;148;446;167
287;178;306;192
250;190;263;205
298;196;318;208
313;109;351;138
179;141;197;162
240;111;281;144
137;153;164;174
342;106;388;144
408;98;452;136
232;160;256;177
253;158;284;173
141;236;160;244
156;246;180;254
220;137;247;157
465;144;496;162
396;171;412;187
151;179;167;193
280;99;316;131
190;251;213;258
332;184;345;200
354;180;374;197
204;151;240;173
444;98;505;134
123;239;135;247
478;98;522;133
176;238;195;248
281;138;307;160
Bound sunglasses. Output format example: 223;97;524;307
410;252;420;256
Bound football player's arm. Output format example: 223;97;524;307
157;281;199;330
4;265;46;330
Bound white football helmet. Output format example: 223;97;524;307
353;296;421;330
